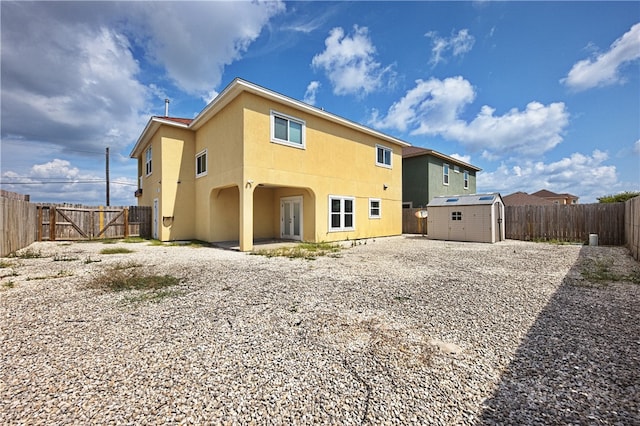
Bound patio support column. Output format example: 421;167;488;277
239;182;254;252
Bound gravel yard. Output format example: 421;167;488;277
1;236;639;425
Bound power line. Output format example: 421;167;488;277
0;180;136;186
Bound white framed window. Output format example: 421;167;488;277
196;149;207;177
271;110;305;149
145;147;152;176
463;170;469;189
329;196;355;231
454;165;460;173
402;202;413;209
369;198;381;219
376;145;392;168
443;163;449;185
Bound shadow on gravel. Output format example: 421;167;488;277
478;245;640;425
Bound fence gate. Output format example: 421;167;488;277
37;205;150;241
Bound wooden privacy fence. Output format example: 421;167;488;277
1;191;38;257
402;208;429;235
505;203;626;245
37;205;151;241
625;196;640;261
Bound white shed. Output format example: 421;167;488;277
426;193;505;243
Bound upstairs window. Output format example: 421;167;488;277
463;170;469;189
196;149;207;177
329;196;355;231
271;111;305;149
376;145;392;168
443;163;449;185
145;147;152;176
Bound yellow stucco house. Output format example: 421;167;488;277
130;78;409;251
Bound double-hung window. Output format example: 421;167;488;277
271;111;305;149
329;196;355;231
145;147;152;176
369;198;381;219
376;145;392;168
443;163;449;185
196;149;207;178
463;170;469;189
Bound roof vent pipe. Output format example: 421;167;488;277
164;98;170;117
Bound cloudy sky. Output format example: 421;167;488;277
1;1;638;205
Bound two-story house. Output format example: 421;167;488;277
402;146;481;208
130;78;409;251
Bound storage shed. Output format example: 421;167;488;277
426;193;505;243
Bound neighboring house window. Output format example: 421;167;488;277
376;145;392;168
196;149;207;177
369;198;381;219
145;147;152;176
463;170;469;189
329;196;355;231
402;202;413;209
443;164;449;185
271;110;305;149
451;211;462;221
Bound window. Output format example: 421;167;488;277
463;170;469;189
454;165;460;173
369;198;381;219
271;111;305;148
443;163;449;185
376;145;392;168
329;196;355;231
145;147;152;176
451;211;462;221
196;149;207;177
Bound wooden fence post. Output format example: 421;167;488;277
124;208;129;238
49;206;56;241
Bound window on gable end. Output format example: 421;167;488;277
376;145;392;168
196;149;207;177
271;110;305;149
145;147;152;176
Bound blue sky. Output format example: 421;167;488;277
1;1;639;205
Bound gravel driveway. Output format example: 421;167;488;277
1;236;638;425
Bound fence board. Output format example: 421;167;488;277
505;203;625;245
0;194;38;257
625;196;640;261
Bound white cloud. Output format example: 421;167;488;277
304;81;321;105
634;140;640;155
133;1;285;100
312;25;394;96
1;159;135;205
1;19;148;153
370;77;475;133
371;77;569;157
478;150;619;202
562;22;640;91
450;153;472;164
426;29;475;66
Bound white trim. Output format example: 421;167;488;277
328;195;355;232
443;163;449;186
375;144;392;168
369;198;381;219
195;149;208;178
270;110;306;149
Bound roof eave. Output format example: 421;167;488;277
129;117;191;158
191;78;411;148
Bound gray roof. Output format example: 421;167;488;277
427;193;503;207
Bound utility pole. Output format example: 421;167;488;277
106;147;110;206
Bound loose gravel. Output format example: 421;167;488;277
1;237;638;425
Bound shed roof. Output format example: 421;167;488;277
427;193;503;207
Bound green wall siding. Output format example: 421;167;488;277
403;154;477;207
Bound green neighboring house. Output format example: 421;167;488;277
402;146;482;208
